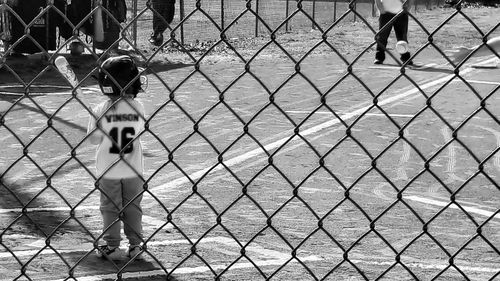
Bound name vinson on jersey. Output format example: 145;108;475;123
105;114;140;122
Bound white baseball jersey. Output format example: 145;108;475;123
381;0;404;13
87;98;145;179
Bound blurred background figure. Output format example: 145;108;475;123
149;0;175;46
374;0;413;65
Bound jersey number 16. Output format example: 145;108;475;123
109;127;135;154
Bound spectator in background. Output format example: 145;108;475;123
374;0;413;65
149;0;175;46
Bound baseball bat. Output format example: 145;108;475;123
0;2;11;42
93;0;105;42
54;56;83;96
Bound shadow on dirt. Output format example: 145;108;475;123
0;52;192;93
369;63;455;74
0;175;90;236
71;252;181;281
409;65;455;74
11;250;182;281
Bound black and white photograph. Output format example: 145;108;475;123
0;0;499;280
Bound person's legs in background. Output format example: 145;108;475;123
150;0;175;46
393;12;413;65
375;13;394;64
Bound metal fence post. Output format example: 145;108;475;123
334;0;337;22
285;0;290;32
180;0;184;45
312;0;316;30
221;0;224;31
132;0;138;47
352;0;357;22
255;0;259;37
46;0;50;52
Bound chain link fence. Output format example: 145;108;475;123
1;0;499;280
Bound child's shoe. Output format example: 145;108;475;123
95;245;122;260
128;245;144;260
149;32;164;46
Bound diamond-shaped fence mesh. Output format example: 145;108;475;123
0;0;499;280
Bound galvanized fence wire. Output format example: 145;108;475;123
0;0;499;280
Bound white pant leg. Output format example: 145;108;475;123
121;177;144;246
99;178;123;247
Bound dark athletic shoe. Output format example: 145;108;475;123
149;32;164;46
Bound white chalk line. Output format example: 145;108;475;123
369;183;499;221
150;58;496;194
143;64;437;152
404;195;500;220
465;79;500;85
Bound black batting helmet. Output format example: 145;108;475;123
98;55;141;97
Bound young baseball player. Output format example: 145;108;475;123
87;55;146;261
374;0;413;65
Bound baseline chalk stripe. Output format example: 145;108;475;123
404;195;500;220
151;57;499;193
465;79;500;85
471;58;499;69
